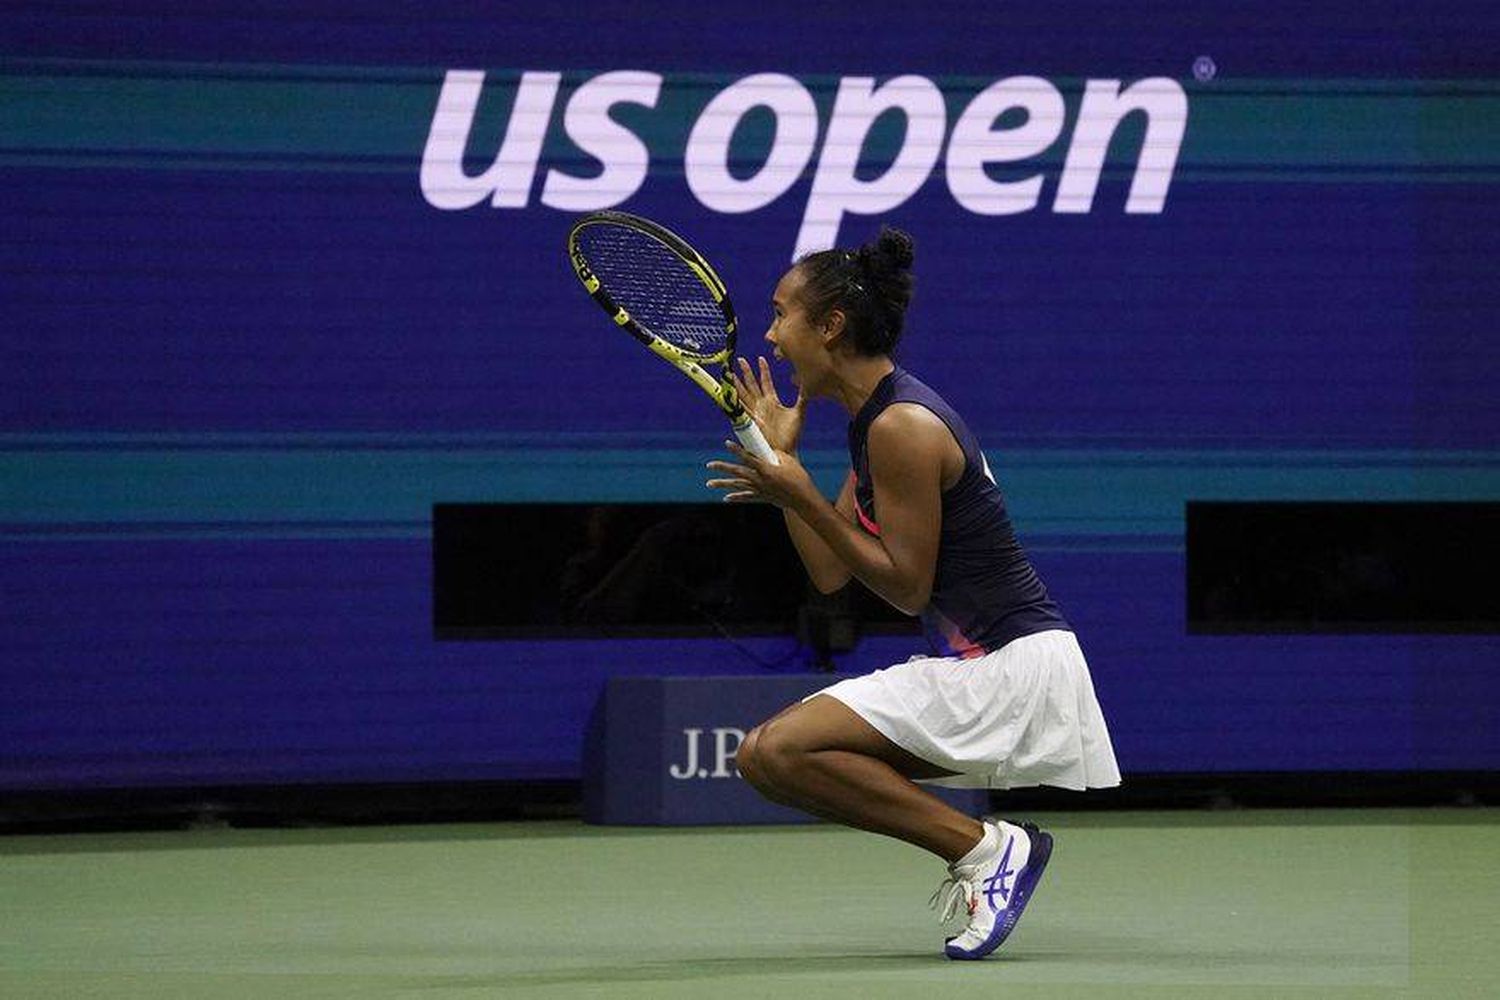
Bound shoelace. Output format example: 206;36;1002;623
928;875;975;923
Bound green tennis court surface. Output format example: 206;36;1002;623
2;809;1494;999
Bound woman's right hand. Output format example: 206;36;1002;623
732;357;806;453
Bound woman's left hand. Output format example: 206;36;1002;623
705;441;818;511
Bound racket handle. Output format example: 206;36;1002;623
732;415;780;465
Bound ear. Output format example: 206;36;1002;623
821;308;848;345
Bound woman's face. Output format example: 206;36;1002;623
764;266;828;390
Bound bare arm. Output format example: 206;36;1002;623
782;472;856;594
783;406;945;614
708;404;950;616
722;356;855;593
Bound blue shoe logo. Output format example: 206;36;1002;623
982;835;1017;913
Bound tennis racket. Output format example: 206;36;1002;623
566;210;778;464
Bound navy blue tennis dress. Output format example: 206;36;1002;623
817;366;1120;790
848;366;1069;658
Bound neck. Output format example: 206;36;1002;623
825;354;896;416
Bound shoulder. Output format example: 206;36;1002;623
868;401;968;491
867;403;955;472
868;402;949;445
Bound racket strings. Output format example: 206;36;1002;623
577;224;731;357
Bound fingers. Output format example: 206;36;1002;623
706;485;761;503
733;356;790;411
705;456;754;482
705;438;797;506
734;357;759;401
705;469;762;504
706;448;766;503
720;439;763;467
756;355;792;404
704;465;751;483
756;355;775;395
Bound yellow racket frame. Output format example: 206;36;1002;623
567;211;776;462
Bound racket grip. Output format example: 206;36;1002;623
732;416;780;465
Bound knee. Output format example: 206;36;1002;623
737;721;801;790
736;725;770;790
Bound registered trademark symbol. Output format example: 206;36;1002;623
1193;56;1217;82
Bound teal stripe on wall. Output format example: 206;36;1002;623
3;59;1497;180
3;444;1494;545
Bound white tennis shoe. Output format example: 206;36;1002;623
929;819;1053;960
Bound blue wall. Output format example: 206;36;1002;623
3;1;1496;788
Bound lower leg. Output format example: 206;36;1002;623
739;732;863;827
742;697;985;863
772;746;982;862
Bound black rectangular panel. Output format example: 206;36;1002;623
1187;502;1499;633
433;503;910;639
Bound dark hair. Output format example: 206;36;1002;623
794;226;915;356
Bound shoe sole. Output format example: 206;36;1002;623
944;822;1053;960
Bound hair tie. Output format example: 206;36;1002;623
844;249;870;297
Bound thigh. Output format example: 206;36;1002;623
760;694;960;781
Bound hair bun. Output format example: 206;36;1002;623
871;226;915;272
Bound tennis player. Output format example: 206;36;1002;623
706;227;1119;960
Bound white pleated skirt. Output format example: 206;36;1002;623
812;629;1121;791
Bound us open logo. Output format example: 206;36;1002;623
420;69;1190;259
